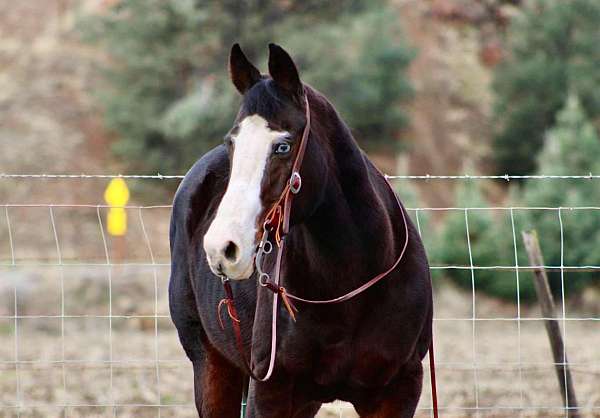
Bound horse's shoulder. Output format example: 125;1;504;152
171;145;229;242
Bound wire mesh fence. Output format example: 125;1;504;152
0;174;599;417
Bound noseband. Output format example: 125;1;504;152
216;91;437;418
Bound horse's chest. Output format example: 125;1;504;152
289;336;399;389
345;345;400;388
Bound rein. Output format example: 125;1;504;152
217;92;438;417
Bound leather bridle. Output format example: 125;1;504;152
217;91;439;418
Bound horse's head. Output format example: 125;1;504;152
204;43;326;280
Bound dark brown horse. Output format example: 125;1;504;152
169;43;433;417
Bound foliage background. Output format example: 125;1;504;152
492;0;600;175
79;0;413;174
435;95;600;300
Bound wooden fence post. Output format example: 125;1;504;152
521;230;579;418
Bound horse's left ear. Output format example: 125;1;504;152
230;43;261;95
268;43;303;98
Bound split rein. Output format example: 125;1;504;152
216;93;439;418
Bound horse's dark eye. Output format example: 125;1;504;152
274;143;291;155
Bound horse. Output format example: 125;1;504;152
169;43;433;418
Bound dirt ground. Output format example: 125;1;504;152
0;264;598;418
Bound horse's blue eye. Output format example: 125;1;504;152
274;143;291;155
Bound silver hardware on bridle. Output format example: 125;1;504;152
255;229;273;287
290;171;302;194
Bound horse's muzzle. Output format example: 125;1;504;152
203;221;256;280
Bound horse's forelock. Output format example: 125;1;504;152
241;79;294;120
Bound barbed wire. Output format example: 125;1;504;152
386;173;600;180
0;173;184;179
2;173;600;180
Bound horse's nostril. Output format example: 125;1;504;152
223;241;239;262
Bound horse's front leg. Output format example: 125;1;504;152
245;378;321;418
354;362;423;418
192;345;245;417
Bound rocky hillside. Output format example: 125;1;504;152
394;0;521;206
0;0;114;205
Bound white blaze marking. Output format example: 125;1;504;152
203;115;287;279
225;115;284;222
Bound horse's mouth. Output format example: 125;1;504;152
218;260;255;281
206;251;256;281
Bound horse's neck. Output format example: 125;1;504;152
287;115;398;294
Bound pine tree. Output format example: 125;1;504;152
492;0;600;175
521;95;600;296
436;95;600;301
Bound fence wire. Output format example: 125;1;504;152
0;175;599;417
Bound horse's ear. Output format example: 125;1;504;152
229;43;261;95
268;43;302;97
